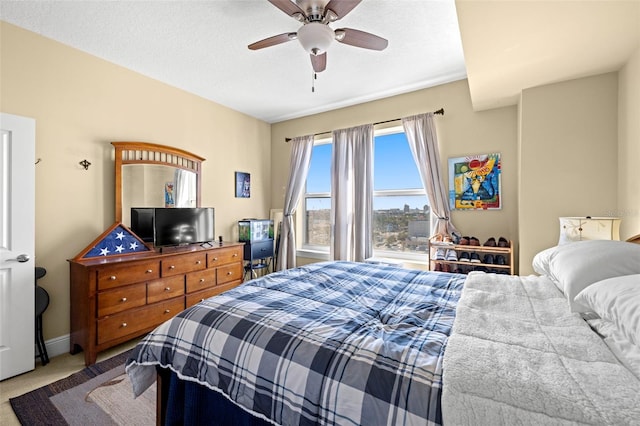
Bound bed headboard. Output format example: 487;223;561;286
626;234;640;244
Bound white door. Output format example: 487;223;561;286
0;113;36;380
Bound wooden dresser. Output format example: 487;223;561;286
69;242;244;366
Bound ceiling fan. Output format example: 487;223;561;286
248;0;388;73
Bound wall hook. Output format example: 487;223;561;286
79;159;91;170
35;158;42;165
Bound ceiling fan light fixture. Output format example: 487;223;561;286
297;22;334;55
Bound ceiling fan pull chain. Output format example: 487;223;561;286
311;71;316;93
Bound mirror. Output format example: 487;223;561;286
121;165;198;226
113;142;205;226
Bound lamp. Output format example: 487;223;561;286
558;216;621;245
297;22;335;56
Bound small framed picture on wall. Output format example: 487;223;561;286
235;171;250;198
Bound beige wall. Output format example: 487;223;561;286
271;79;519;267
618;46;640;239
1;22;271;342
518;73;619;274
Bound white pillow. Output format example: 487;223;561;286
575;274;640;346
536;240;640;312
532;246;562;290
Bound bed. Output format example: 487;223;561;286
126;236;640;425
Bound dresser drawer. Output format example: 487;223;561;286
97;260;160;290
97;283;146;317
185;280;242;308
185;269;217;293
162;252;206;277
147;275;185;304
208;246;243;267
217;262;243;285
97;298;184;345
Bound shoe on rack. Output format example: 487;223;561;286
459;236;470;245
442;263;451;273
434;263;443;272
469;237;480;246
474;266;488;272
434;248;446;260
498;237;509;247
445;249;458;261
483;237;496;247
470;253;481;263
459;252;470;262
483;254;495;264
494;255;506;265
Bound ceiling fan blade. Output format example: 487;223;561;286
248;32;297;50
324;0;362;21
310;52;327;72
335;28;388;51
268;0;306;21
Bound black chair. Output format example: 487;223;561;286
35;267;50;366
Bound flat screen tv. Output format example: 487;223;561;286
154;207;215;247
130;207;155;243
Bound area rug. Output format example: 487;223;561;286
9;349;155;425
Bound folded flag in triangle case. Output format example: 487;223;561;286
82;225;150;258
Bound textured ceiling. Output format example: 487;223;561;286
0;0;468;123
2;1;638;123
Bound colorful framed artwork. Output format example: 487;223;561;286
448;153;501;210
235;171;250;198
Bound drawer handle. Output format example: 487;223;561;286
165;287;171;291
213;257;218;261
122;322;127;328
227;271;233;276
199;278;205;283
200;298;205;302
121;297;127;302
196;260;202;265
109;276;117;281
169;265;175;270
232;253;238;257
146;269;153;273
164;309;171;314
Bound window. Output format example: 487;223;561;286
303;141;331;249
301;128;431;259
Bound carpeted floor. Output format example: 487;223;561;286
9;349;155;425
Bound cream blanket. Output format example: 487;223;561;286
442;272;640;425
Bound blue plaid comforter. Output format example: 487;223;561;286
126;261;465;426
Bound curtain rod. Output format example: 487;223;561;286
285;108;444;142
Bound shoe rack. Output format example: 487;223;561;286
428;238;514;275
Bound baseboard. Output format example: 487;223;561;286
36;334;70;359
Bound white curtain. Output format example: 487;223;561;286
174;168;196;207
277;135;314;271
331;124;373;261
402;113;460;239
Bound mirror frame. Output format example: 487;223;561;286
113;141;205;223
